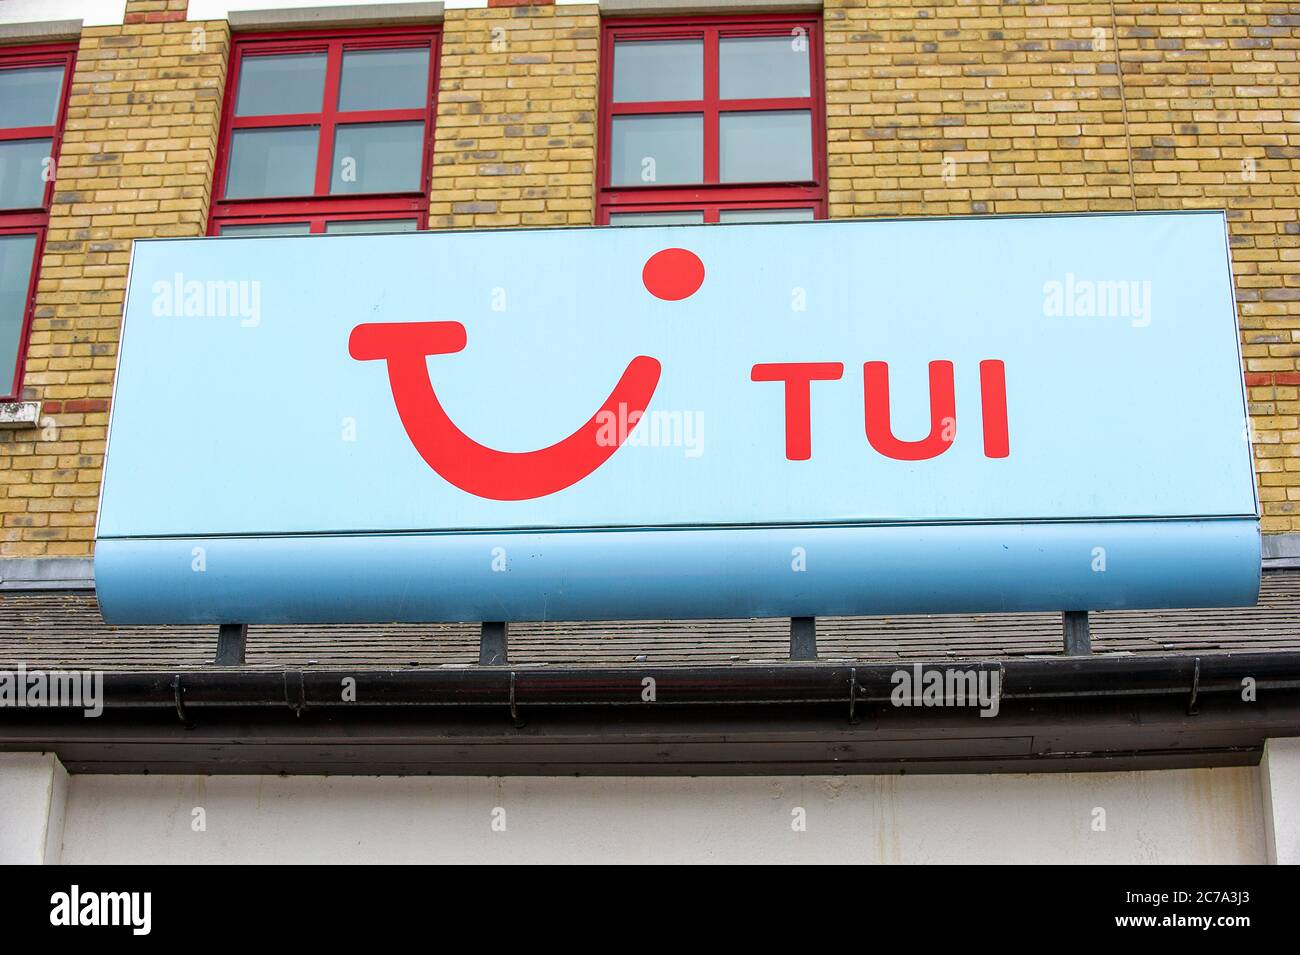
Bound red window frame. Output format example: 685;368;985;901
209;27;440;235
597;14;826;224
0;42;77;402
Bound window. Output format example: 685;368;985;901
210;28;439;236
0;44;75;401
598;16;825;225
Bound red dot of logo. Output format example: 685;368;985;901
642;248;705;301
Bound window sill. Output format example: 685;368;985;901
0;401;42;427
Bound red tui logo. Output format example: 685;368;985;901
347;249;705;500
353;246;1008;501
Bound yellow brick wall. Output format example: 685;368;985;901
430;6;600;228
825;0;1300;532
0;0;229;557
1113;1;1300;532
825;1;1133;216
1;1;1298;557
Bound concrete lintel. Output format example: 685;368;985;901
1263;533;1300;570
601;0;820;15
0;20;82;44
0;557;94;592
228;2;444;31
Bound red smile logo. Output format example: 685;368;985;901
350;248;704;501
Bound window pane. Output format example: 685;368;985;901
0;233;38;396
0;66;65;128
330;122;424;194
613;40;703;102
719;36;811;99
325;218;419;234
0;138;53;208
610;114;702;186
718;207;815;223
608;211;705;226
219;222;313;236
235;53;327;117
719;110;812;182
338;48;430;111
225;127;319;198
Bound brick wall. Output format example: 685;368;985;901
1114;1;1300;532
0;0;228;557
825;0;1133;217
1;1;1297;557
429;6;600;228
825;0;1300;532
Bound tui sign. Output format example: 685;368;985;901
96;211;1259;623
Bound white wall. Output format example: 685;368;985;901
0;753;67;864
54;767;1265;864
1261;738;1300;864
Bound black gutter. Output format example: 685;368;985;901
7;652;1300;775
77;650;1300;710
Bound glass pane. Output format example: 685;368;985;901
0;66;65;128
719;36;811;99
219;222;312;236
718;207;815;223
0;139;53;209
613;40;703;102
225;127;319;199
235;53;327;116
0;233;38;396
719;110;812;182
330;122;425;194
338;48;430;111
608;211;705;226
610;114;702;186
325;218;419;234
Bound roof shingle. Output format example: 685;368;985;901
1;570;1297;671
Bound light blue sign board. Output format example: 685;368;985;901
96;211;1260;623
